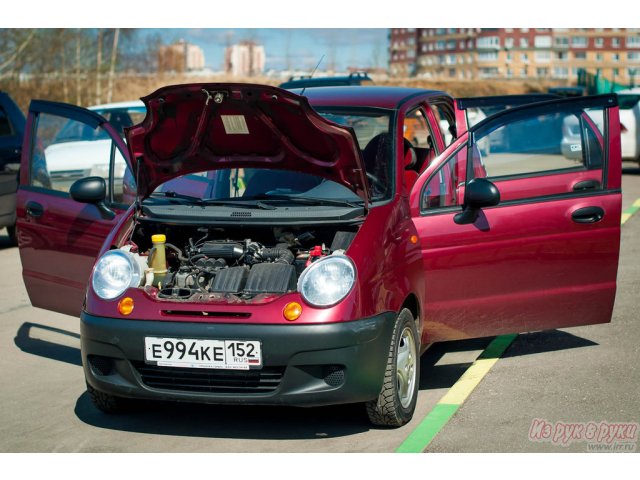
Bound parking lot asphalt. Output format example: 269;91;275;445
425;168;640;453
1;169;639;453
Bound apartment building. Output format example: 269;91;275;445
389;28;640;84
158;40;206;73
224;41;266;77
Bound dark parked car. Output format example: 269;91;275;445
16;84;621;427
279;72;373;89
0;91;25;244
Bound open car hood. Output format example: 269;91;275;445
125;83;369;202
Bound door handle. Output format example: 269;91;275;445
573;179;601;191
571;206;604;224
25;201;44;218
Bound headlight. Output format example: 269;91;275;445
91;250;143;300
297;255;356;307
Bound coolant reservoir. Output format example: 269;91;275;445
149;234;168;287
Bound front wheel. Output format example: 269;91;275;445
366;308;420;427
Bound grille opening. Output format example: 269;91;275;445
323;365;346;387
88;355;114;376
161;310;251;318
133;362;284;394
230;211;252;217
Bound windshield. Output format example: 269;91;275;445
316;108;392;199
150;168;363;205
147;108;393;204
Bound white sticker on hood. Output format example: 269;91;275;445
221;115;250;134
570;144;582;152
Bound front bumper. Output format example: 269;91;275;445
81;311;396;407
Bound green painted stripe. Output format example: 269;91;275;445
621;199;640;225
396;403;459;453
396;334;518;453
478;333;518;360
396;199;640;454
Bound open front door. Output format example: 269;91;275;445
17;101;134;317
411;94;621;343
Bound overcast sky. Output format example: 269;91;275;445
147;28;389;72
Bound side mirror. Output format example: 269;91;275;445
454;178;500;225
70;176;115;220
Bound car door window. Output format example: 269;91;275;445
404;108;433;150
430;103;456;147
470;106;606;201
422;144;466;210
30;112;128;203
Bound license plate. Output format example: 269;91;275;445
144;337;262;370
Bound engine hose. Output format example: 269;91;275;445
259;248;294;264
165;243;189;262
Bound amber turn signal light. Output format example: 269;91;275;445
283;302;302;321
118;297;134;316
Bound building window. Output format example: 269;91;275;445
535;51;551;63
595;37;604;48
520;38;529;48
596;53;603;61
612;37;620;47
572;37;587;48
613;68;620;76
477;36;500;49
554;67;569;78
506;67;513;78
521;53;529;62
447;54;456;65
536;67;549;77
505;38;514;49
520;28;529;33
446;40;456;50
534;36;552;48
459;41;465;49
449;68;456;77
505;28;513;33
612;53;620;62
467;40;474;48
628;52;640;62
436;41;445;51
556;51;568;61
506;52;512;63
478;51;498;62
574;52;586;60
554;36;569;47
520;68;527;78
479;67;499;78
627;36;640;48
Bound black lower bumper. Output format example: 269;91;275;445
81;311;396;407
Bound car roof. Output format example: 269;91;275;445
290;86;448;109
88;100;145;111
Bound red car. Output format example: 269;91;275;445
16;84;621;427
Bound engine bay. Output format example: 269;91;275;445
123;223;358;302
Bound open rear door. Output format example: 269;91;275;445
411;94;621;343
17;100;133;317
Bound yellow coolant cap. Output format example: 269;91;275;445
151;234;166;243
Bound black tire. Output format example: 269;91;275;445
87;383;134;414
366;308;420;427
6;224;16;245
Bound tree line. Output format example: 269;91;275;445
0;29;165;109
